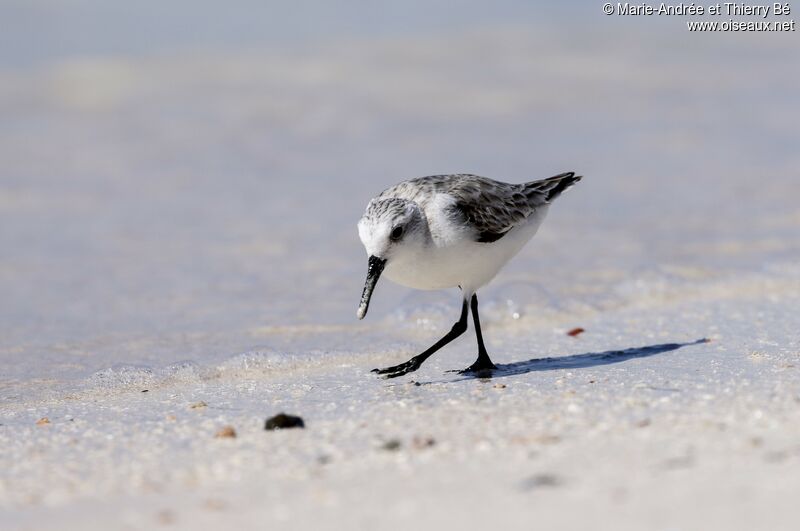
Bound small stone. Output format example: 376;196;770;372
36;417;50;426
567;327;585;337
520;473;563;491
214;425;237;438
203;498;227;511
190;401;207;409
264;413;305;430
534;434;561;445
764;450;788;463
381;439;402;451
156;509;175;525
412;436;435;449
663;455;694;470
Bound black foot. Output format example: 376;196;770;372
457;358;497;376
371;358;423;379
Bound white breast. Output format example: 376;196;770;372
383;197;549;294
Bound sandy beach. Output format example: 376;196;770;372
2;2;799;529
4;273;800;530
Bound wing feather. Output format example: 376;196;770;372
379;172;581;243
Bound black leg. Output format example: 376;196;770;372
460;294;497;374
372;299;469;379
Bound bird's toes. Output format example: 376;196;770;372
372;361;419;378
457;363;497;377
372;363;407;375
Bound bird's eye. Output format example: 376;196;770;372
390;226;404;241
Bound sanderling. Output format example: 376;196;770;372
357;172;582;378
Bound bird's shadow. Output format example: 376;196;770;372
452;338;710;382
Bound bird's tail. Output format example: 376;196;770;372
523;172;582;203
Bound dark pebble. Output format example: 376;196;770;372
382;439;402;451
265;413;305;430
519;473;563;491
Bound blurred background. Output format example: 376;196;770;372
1;1;798;384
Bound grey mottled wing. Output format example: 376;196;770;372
448;178;533;243
449;172;582;243
379;172;581;243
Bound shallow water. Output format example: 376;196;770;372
1;2;798;398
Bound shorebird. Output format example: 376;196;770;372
357;172;581;378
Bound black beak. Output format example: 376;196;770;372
357;255;386;320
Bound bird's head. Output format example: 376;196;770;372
356;198;427;319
